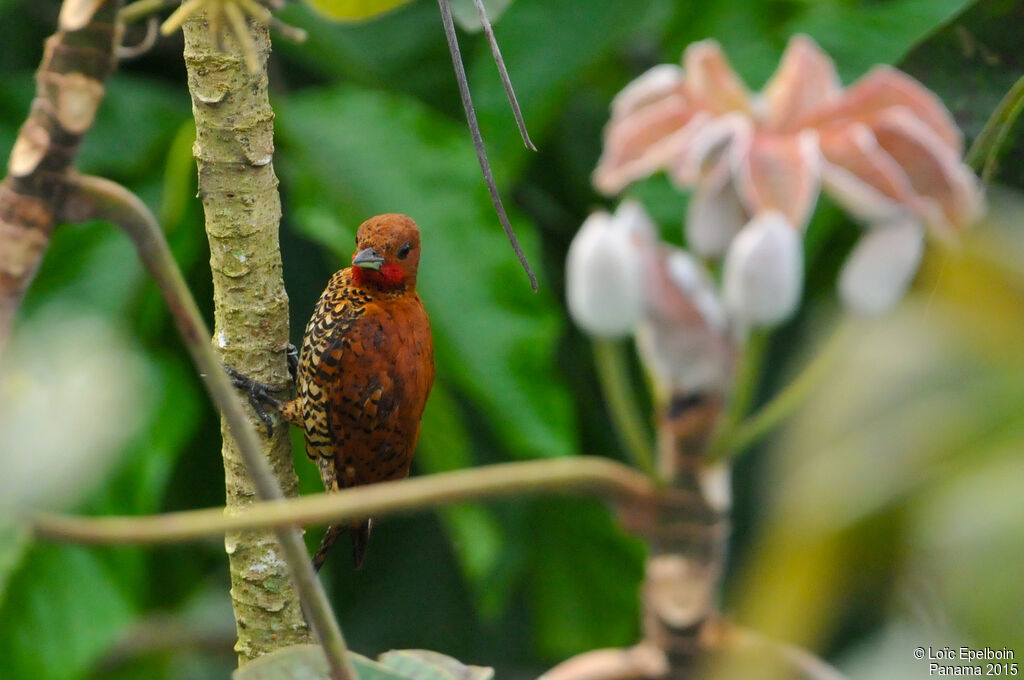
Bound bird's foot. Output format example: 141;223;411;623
225;365;285;438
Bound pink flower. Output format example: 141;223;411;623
593;35;983;319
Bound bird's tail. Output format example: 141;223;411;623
351;519;371;570
311;519;372;572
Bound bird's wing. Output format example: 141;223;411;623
295;271;367;481
313;306;410;489
297;270;362;386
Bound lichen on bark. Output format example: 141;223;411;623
180;12;312;662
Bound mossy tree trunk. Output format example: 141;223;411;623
181;13;312;663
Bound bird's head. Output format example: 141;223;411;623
350;214;421;290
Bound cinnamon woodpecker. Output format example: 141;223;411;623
231;214;434;570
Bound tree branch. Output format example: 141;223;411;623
638;393;729;674
540;643;668;680
32;457;659;544
541;624;848;680
176;8;340;674
0;0;121;346
59;173;355;680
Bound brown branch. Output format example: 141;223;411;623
0;0;122;346
32;457;659;544
639;393;730;672
117;15;159;59
540;643;669;680
542;624;848;680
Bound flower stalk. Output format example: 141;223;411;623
965;72;1024;181
593;339;657;479
709;322;846;461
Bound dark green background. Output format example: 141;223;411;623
1;1;1021;679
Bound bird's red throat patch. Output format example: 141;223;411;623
353;263;407;289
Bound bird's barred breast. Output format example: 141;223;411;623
309;289;433;488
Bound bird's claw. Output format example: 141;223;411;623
224;365;284;438
286;343;299;383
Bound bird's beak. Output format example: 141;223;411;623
352;247;385;271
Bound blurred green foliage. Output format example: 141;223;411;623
1;0;1022;679
718;195;1024;679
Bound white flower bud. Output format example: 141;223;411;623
566;201;652;337
685;167;748;257
722;211;803;326
839;217;924;315
613;199;658;239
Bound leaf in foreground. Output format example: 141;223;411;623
234;644;494;680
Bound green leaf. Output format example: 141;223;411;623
468;0;655;173
378;650;494;680
450;0;514;32
782;0;980;83
918;445;1024;647
272;1;450;103
277;86;574;460
748;211;1024;649
662;0;978;87
527;499;645;659
300;0;412;22
0;544;134;680
417;382;476;474
78;75;189;181
159;119;199;230
233;645;491;680
232;645;325;680
23;220;143;316
900;1;1024;186
0;519;29;611
289;203;356;261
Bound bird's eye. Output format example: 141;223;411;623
397;242;412;260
